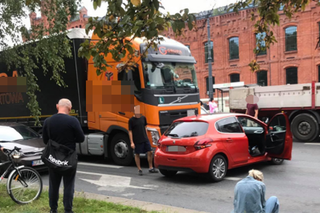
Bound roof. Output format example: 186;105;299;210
195;3;257;20
67;28;93;39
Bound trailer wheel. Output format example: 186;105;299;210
291;113;319;142
110;133;134;166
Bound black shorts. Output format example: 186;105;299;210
134;141;152;154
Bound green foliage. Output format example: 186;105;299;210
78;0;196;74
0;184;158;213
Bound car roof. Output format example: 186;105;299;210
0;122;26;127
175;113;245;123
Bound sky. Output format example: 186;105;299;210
24;0;237;28
80;0;237;17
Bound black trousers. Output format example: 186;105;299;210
48;166;77;212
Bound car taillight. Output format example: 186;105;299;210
194;138;213;150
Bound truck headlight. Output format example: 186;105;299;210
147;128;160;146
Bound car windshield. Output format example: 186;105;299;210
0;125;40;142
143;62;198;90
164;121;208;138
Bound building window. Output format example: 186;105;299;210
206;76;215;94
318;22;320;48
286;67;298;84
318;65;320;82
79;25;82;28
256;32;267;55
204;41;214;63
230;73;240;83
257;70;268;86
285;26;297;51
229;37;239;60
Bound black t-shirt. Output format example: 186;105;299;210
128;116;148;144
42;114;85;150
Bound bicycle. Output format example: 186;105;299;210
0;146;43;204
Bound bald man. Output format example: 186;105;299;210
42;98;85;213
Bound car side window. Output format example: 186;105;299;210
269;115;287;132
237;117;262;128
216;117;243;133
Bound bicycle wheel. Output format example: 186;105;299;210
7;167;43;204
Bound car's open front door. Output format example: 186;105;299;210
265;113;293;160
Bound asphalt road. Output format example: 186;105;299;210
40;142;320;213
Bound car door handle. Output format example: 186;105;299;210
254;130;263;134
226;138;233;142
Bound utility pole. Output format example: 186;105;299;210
207;17;213;100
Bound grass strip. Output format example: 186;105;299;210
0;184;158;213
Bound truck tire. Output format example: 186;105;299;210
110;133;134;166
291;113;319;142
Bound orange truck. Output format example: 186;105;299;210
0;28;200;165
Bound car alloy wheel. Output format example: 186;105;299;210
208;154;227;182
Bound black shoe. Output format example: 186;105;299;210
50;210;58;213
138;170;143;176
149;168;159;173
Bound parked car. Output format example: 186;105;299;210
0;123;46;172
154;113;293;182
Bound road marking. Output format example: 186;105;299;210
78;162;123;169
77;171;156;192
225;177;241;181
304;143;320;146
121;193;135;197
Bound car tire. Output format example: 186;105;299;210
159;169;178;177
208;154;227;182
110;133;134;166
291;113;319;142
269;158;284;165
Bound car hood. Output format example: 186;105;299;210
0;138;45;154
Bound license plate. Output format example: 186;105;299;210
187;110;195;116
32;160;44;166
167;146;186;152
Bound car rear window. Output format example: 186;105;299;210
164;121;209;138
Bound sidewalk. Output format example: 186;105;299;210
46;185;210;213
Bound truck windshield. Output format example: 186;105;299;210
143;62;198;90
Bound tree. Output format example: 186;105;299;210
0;0;79;124
78;0;196;75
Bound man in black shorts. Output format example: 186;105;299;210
129;105;158;175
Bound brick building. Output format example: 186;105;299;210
29;6;89;31
162;1;320;101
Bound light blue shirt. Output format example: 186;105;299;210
232;176;266;213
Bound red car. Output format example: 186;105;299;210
154;113;293;182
